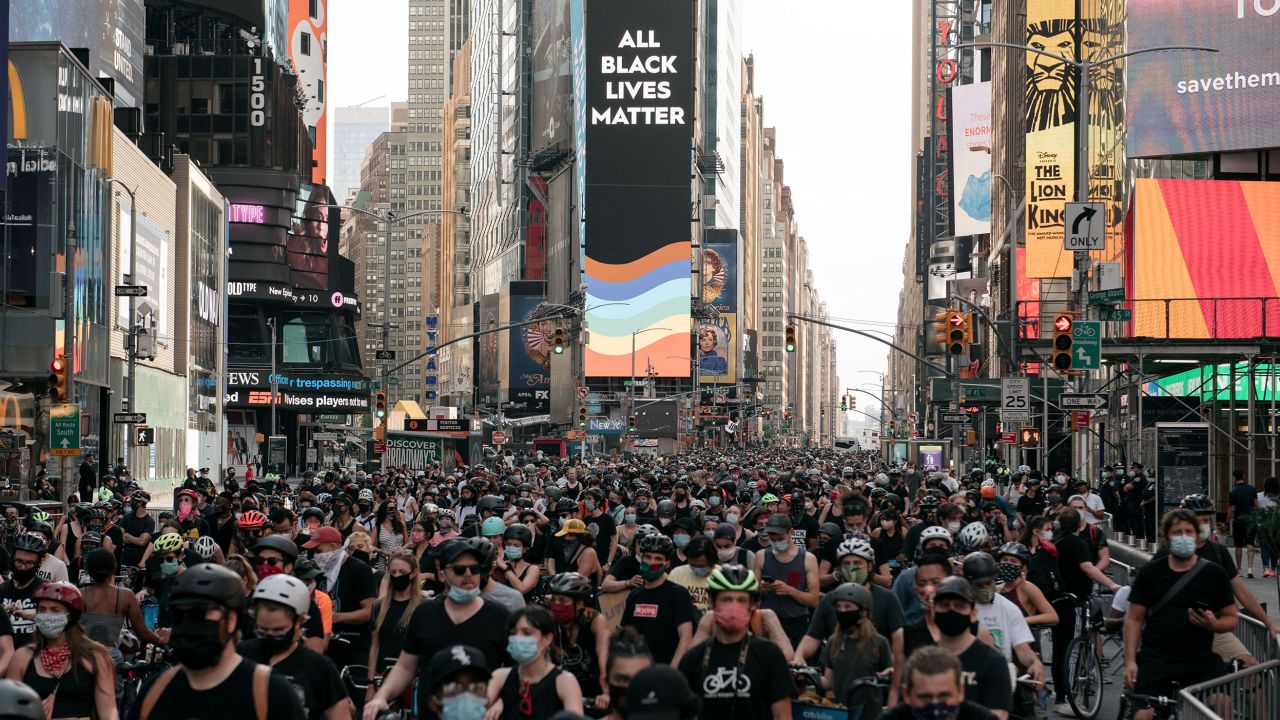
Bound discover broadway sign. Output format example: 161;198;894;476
385;433;444;468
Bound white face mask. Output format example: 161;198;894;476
717;547;737;563
1198;523;1212;541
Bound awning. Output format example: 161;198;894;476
394;400;427;419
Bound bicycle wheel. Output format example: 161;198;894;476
1066;636;1104;719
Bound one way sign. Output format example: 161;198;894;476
1063;202;1106;251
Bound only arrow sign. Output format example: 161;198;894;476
1071;205;1097;235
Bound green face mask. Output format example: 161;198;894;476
974;585;997;604
842;566;869;585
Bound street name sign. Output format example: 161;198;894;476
1088;288;1125;305
1064;202;1106;251
114;285;148;297
113;413;146;424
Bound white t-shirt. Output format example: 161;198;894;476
38;555;69;584
1082;492;1106;525
1110;585;1132;614
977;592;1035;664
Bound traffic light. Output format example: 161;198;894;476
934;310;951;349
785;324;796;352
840;395;848;412
552;327;566;355
374;391;387;418
945;310;967;356
577;406;587;427
627;415;637;432
1051;314;1074;372
850;396;856;410
48;354;68;403
1019;427;1041;448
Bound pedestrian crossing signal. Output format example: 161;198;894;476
1019;427;1041;448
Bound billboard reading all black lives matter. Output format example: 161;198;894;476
583;0;693;378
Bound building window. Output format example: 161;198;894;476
309;0;319;18
301;32;312;56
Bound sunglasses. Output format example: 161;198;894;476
447;564;482;576
255;556;284;567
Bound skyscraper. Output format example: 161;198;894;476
332;106;391;203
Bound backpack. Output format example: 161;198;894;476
140;663;270;720
1026;548;1064;602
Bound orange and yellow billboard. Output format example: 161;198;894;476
1131;178;1280;339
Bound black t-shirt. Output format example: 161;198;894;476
237;642;348;720
791;514;820;548
329;557;377;637
1055;532;1094;600
883;701;997;720
622;580;698;664
119;513;155;565
1228;483;1259;518
806;584;904;647
677;636;797;720
403;598;511;717
608;554;641;582
585;511;617;558
956;639;1013;712
372;598;410;673
1129;557;1233;674
0;579;38;647
125;658;304;720
210;515;239;555
1016;494;1045;518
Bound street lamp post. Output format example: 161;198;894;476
108;180;138;473
630;328;671;422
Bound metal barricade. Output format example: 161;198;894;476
1107;558;1136;586
1178;659;1280;720
1233;615;1280;664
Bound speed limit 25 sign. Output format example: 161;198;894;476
1002;378;1030;424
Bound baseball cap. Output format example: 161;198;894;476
425;645;491;695
713;523;736;541
555;518;589;537
300;526;342;549
934;576;976;604
625;665;700;720
763;514;792;532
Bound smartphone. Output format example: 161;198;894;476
762;575;775;584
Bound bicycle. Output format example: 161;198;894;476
1116;689;1179;720
1065;592;1112;719
116;646;173;718
341;664;414;720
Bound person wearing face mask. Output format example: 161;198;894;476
543;573;609;706
303;526;376;678
246;535;328;654
601;628;653;720
81;549;167;651
134;565;302;718
5;582;114;720
881;646;999;720
363;538;511;720
666;537;717;613
494;525;541;600
484;606;584;719
238;575;351;720
354;490;377;534
616;506;640;553
582;488;619;568
960;553;1044;690
676;565;796;720
902;576;1012;720
2;533;49;651
119;492;156;570
1121;461;1148;542
711;523;753;567
621;533;697;666
433;509;461;547
1124;509;1237;720
818;583;891;718
753;514;820;647
417;644;493;720
172;489;210;544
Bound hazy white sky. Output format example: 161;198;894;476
326;0;914;397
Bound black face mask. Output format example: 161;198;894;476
933;609;971;637
170;617;226;669
11;566;36;584
609;684;630;714
836;609;863;631
389;573;414;592
254;629;296;656
351;550;371;565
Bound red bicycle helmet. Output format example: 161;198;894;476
177;488;201;503
238;510;267;530
32;582;84;621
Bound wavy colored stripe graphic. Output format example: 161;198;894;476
584;315;694;355
586;280;690;317
1133;179;1207;339
585;333;692;377
586;261;692;301
584;298;692;337
585;243;690;283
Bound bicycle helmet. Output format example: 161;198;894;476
706;564;759;596
358;488;374;502
655;499;677;516
547;572;594;600
32;582;84;620
477;495;507;515
80;531;103;546
759;494;779;505
254;534;299;561
300;507;326;523
176;488;200;503
997;542;1032;566
238;510;267;530
29;510;50;523
553;498;578;515
152;533;184;553
826;582;873;610
169;563;246;610
316;493;333;505
961;552;998;583
636;532;674;557
250;574;312;616
481;517;506;537
956;521;990;551
502;524;533;547
438;508;457;521
917;494;941;509
634;523;661;541
0;678;43;720
919;525;954;547
12;533;46;555
836;537;876;563
1180;493;1214;513
192;535;218;560
437;537;495;571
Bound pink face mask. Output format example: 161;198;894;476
713;603;751;633
177;500;194;521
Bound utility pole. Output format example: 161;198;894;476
267;317;277;473
110;181;139;473
63;221;77;497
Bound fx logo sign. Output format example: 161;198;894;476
135;427;155;446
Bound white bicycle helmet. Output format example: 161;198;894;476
919;525;954;547
874;473;890;486
836;537;876;562
981;479;996;489
250;574;312;616
192;535;218;560
358;488;375;502
957;521;990;550
438;508;456;521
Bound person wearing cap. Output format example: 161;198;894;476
1121;461;1149;542
239;574;350;720
416;644;492;720
624;664;700;720
961;552;1044;690
676;565;795;720
130;564;303;720
364;538;511;720
622;533;697;666
902;576;1012;719
752;513;819;647
881;646;998;720
582;488;619;567
552;518;603;586
304;525;377;678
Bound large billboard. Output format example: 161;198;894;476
1128;0;1280;157
533;0;573;150
288;0;328;183
698;230;738;385
1130;178;1280;339
10;0;145;108
582;0;694;378
508;289;552;415
950;81;992;237
1024;0;1078;278
117;202;171;341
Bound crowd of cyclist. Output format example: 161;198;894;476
0;450;1268;720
